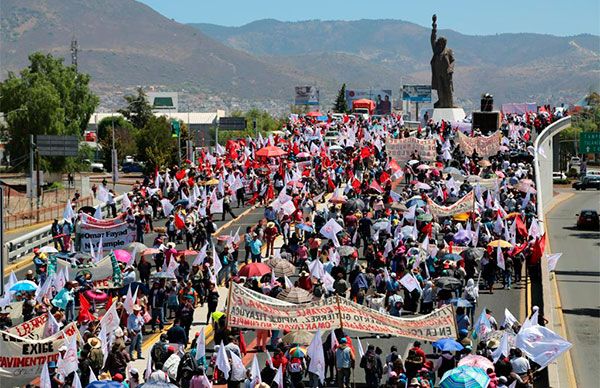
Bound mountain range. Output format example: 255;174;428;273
1;0;598;114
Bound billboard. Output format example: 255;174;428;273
36;135;79;157
345;89;392;114
219;117;247;130
402;85;432;103
294;86;320;106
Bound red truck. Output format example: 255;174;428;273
352;98;376;117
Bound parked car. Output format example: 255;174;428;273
83;159;105;172
569;156;581;170
576;209;600;230
572;175;600;190
121;161;145;173
553;172;566;182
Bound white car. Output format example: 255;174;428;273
569;157;581;169
553;172;566;182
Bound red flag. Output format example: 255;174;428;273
266;184;275;201
379;171;390;184
174;213;186;230
360;147;371;159
104;295;113;312
369;180;383;193
247;192;260;205
239;331;247;356
389;159;401;173
529;235;546;265
511;242;527;257
327;176;336;191
351;177;362;191
78;294;94;324
422;222;433;237
515;215;528;237
292;142;300;155
175;169;186;181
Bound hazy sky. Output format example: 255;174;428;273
139;0;599;36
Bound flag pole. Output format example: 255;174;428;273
225;278;233;330
335;293;344;330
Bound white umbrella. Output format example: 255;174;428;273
39;246;59;254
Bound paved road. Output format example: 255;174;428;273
547;191;600;388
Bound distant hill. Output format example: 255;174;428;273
191;19;600;109
0;0;317;104
1;0;597;114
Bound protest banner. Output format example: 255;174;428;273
0;322;78;386
227;283;456;342
2;314;48;339
77;217;136;251
426;191;475;218
386;137;437;163
457;131;501;157
50;254;122;289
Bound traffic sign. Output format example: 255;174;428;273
579;132;600;154
36;135;79;156
219;117;247;131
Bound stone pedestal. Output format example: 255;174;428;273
431;108;466;123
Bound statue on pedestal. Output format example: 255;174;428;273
430;14;455;108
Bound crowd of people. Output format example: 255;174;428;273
0;106;567;388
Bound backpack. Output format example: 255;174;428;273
151;342;167;363
361;352;376;372
313;284;323;298
287;357;304;374
180;352;200;378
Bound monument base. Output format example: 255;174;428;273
431;108;466;123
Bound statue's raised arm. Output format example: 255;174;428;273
431;14;437;52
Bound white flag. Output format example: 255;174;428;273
273;365;284;388
123;284;138;315
320;219;343;242
308;259;325;280
516;325;572;368
502;308;519;329
72;370;83;388
44;311;61;337
94;205;103;220
193;243;208;266
491;331;511;363
161;198;174;217
230;351;246;382
100;297;120;333
216;341;231;380
144;350;153;381
307;328;326;383
404;204;417;221
356;337;365;358
40;362;51;388
89;366;98;382
99;325;109;369
496;246;505;270
546;253;563;272
121;194;131;212
63;200;75;221
399;273;419;292
210;198;224;214
251;354;262;386
195;329;206;360
97;184;109;203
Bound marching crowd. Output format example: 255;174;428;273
0;106;568;388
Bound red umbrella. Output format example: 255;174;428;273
306;111;321;117
178;250;198;256
256;146;287;158
238;262;272;277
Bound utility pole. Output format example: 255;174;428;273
70;35;78;71
111;114;117;189
35;139;40;223
29;135;35;218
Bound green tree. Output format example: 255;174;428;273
333;83;348;113
118;87;153;129
0;52;99;172
97;116;138;172
135;116;177;171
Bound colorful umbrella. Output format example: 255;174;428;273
125;242;148;252
443;253;462;262
142;248;161;256
488;240;513;248
277;287;314;304
296;223;314;232
458;355;494;371
113;249;132;263
151;271;176;279
238;262;272;278
432;338;464;352
449;298;473;307
288;346;307;358
178;250;199;257
439;366;490;388
10;280;38;292
39;246;59;254
268;258;296;277
417;213;433;222
282;330;314;345
256;146;286;158
435;277;462;290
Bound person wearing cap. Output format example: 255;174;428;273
0;308;12;330
32;248;47;283
88;337;104;375
407;377;422;387
222;188;236;221
360;344;383;388
127;304;145;360
335;336;355;388
249;233;263;263
264;221;279;256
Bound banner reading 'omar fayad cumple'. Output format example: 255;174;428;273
77;213;136;251
386;137;437;163
457;131;501;157
228;283;456;342
0;322;78;386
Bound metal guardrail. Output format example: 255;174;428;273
532;115;571;387
4;195;123;264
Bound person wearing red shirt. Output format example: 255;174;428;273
410;341;426;360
